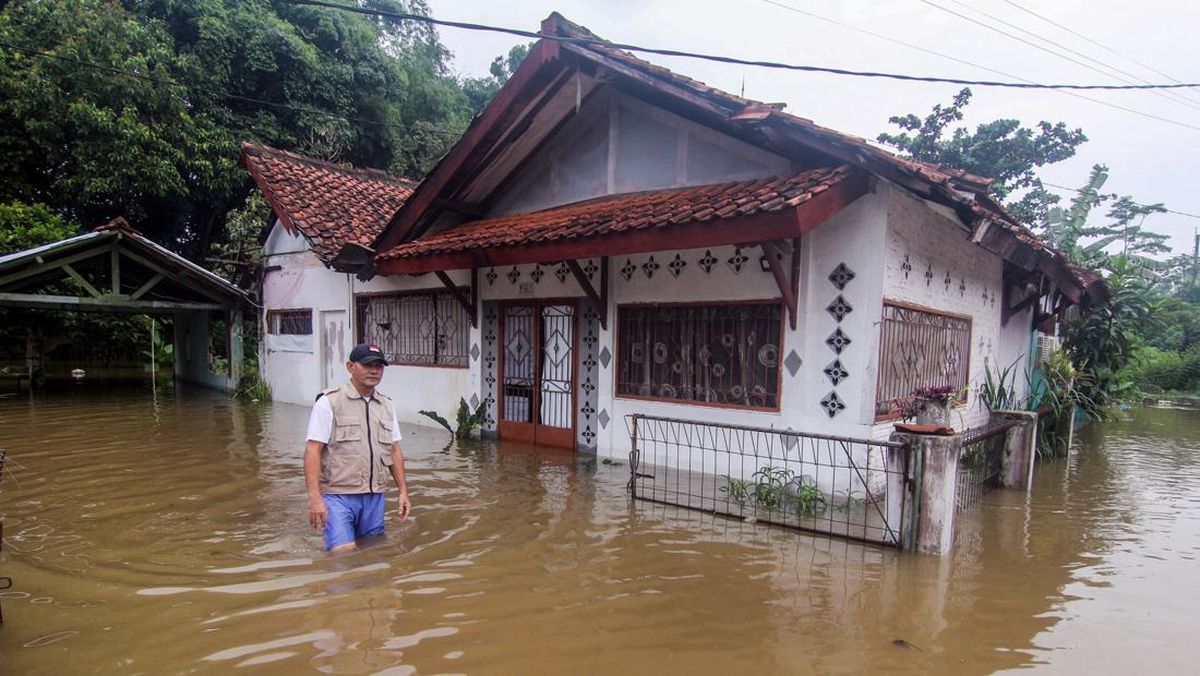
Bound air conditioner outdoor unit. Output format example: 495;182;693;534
1035;334;1060;365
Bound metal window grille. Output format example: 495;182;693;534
356;291;469;367
617;303;782;409
267;309;312;335
627;415;910;547
875;302;971;418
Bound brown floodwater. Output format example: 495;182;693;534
1;378;1199;674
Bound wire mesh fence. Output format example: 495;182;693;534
956;420;1019;512
627;415;910;546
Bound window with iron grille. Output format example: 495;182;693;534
267;309;312;335
356;291;470;367
874;301;971;419
617;303;783;410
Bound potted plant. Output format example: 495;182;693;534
891;385;961;434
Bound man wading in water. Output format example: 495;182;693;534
304;343;411;552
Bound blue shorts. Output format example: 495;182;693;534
323;493;386;550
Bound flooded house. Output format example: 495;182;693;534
243;13;1106;460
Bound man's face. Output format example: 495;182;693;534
347;360;384;389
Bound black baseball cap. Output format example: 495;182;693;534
348;343;388;366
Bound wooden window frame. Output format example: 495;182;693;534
615;300;785;412
355;289;471;369
874;299;972;422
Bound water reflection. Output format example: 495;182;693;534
1;386;1197;673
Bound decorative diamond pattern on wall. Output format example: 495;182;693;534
698;249;718;273
507;267;521;284
582;426;596;444
581;401;595;419
826;328;852;354
486;268;497;285
643;255;660;279
599;346;612;368
470;343;480;361
598;408;610;429
901;254;912;280
530;264;544;284
784;349;803;377
555;261;571;284
826;295;853;322
583;259;598;279
727;247;749;274
820;391;846;418
470;393;479;409
925;263;934;286
620;258;637;281
828;263;856;290
944;270;952;291
668;253;687;277
959;278;966;297
823;359;849;386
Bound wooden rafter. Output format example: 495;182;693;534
62;264;102;298
566;257;608;330
760;240;799;330
434;270;478;328
0;245;112;291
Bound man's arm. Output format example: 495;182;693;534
390;441;410;521
303;396;334;532
304;440;327;530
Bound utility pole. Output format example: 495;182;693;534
1192;229;1198;287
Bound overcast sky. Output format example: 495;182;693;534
426;0;1200;257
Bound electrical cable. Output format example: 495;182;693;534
0;41;463;138
284;0;1200;92
758;0;1200;131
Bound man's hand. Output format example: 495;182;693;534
398;493;412;522
308;495;328;531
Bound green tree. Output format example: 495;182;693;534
0;0;473;258
461;43;531;114
0;201;79;255
877;87;1087;223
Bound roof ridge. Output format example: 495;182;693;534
240;142;417;188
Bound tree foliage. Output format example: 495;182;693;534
877;88;1087;223
0;0;473;258
0;201;80;255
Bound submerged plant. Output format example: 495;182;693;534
420;397;487;439
794;481;828;516
720;476;754;505
752;465;794;511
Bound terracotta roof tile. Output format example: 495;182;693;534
240;143;415;262
379;166;852;261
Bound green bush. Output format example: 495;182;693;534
1128;345;1200;393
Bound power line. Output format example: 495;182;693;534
760;0;1200;132
284;0;1200;92
932;0;1200;112
1042;182;1200;221
1001;0;1200;104
0;41;463;139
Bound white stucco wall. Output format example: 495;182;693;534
874;188;1014;434
261;224;351;406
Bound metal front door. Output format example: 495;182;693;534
499;302;576;448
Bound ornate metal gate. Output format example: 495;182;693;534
499;302;577;448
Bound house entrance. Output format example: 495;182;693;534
499;302;577;448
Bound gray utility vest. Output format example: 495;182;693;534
318;383;395;494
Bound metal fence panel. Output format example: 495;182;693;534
628;415;909;547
